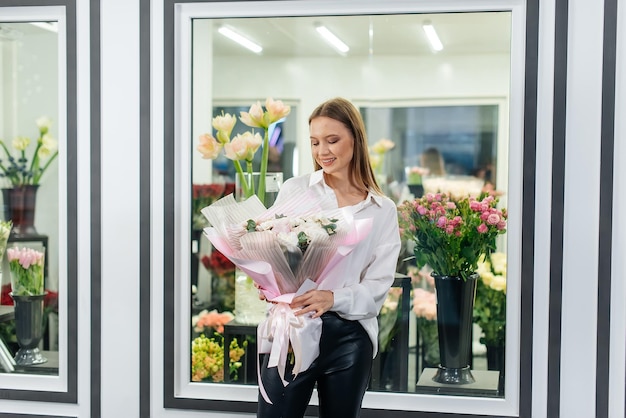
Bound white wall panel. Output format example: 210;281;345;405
560;0;604;416
100;0;141;416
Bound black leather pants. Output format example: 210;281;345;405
257;312;373;418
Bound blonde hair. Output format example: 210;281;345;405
309;97;383;195
420;147;446;176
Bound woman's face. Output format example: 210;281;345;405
310;116;354;177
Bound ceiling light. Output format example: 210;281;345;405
30;21;58;33
422;21;443;52
315;24;349;54
218;26;262;54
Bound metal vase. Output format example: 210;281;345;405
432;274;477;384
10;293;47;365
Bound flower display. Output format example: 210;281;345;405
201;249;236;277
473;252;507;346
398;192;507;281
197;98;291;203
406;166;429;185
0;117;59;186
192;309;235;334
7;246;45;296
378;287;402;352
192;183;235;230
421;175;485;200
191;333;246;382
368;138;395;176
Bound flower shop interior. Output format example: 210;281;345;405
0;1;624;418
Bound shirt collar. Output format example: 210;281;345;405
309;169;384;207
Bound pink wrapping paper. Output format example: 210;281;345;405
202;192;372;403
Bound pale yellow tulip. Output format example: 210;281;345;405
197;133;223;159
265;97;291;124
224;132;262;161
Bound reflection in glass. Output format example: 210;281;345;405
189;10;510;398
0;21;59;376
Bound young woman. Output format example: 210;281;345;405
257;97;401;418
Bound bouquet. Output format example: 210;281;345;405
398;192;507;281
202;190;372;401
7;246;45;296
473;252;507;346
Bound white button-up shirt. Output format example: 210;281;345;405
274;170;402;356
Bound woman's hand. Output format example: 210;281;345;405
290;290;334;319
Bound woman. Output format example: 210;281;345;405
257;97;401;417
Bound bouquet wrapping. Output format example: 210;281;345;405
202;191;372;402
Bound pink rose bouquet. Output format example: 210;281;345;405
398;192;507;281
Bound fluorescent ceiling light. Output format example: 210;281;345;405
422;21;443;52
30;21;58;33
315;24;349;54
218;26;262;54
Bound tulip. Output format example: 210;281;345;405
197;133;223;159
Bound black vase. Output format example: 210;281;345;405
10;292;47;365
2;185;39;237
432;274;477;384
486;344;505;373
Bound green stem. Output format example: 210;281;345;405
32;150;57;185
246;160;255;197
232;160;251;198
258;128;270;204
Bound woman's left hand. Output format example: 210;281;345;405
290;290;334;319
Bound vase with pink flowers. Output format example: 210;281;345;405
7;245;47;365
399;192;507;384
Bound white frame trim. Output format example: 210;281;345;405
171;0;526;415
0;5;68;394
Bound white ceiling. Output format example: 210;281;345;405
209;11;512;58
